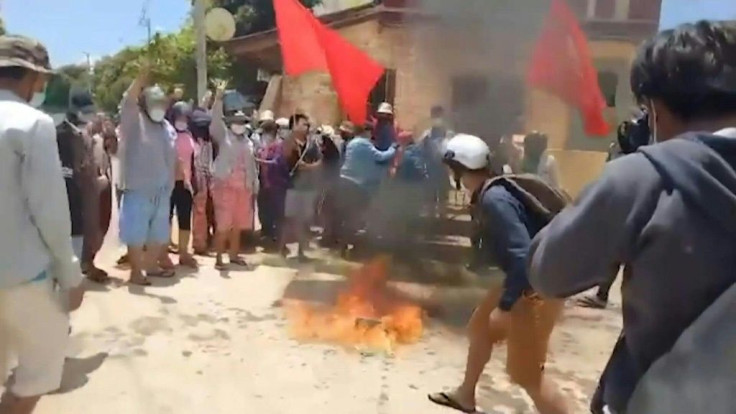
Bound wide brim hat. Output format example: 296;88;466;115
0;35;54;74
225;110;250;124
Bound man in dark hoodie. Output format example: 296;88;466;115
528;20;736;413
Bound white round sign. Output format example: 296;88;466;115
205;7;236;42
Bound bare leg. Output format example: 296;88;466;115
127;245;148;285
524;379;570;414
214;229;229;269
178;230;197;268
228;229;246;264
430;289;503;410
146;244;169;272
455;296;504;406
0;393;41;414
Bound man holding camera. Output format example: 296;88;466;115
528;21;736;413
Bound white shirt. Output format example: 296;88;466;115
0;90;81;290
537;153;561;189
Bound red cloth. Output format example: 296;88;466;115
527;0;610;136
273;0;385;124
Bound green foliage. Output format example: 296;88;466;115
91;24;233;113
90;0;325;113
44;64;91;112
210;0;323;35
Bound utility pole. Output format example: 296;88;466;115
193;0;207;103
83;52;93;93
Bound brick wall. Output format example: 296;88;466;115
278;18;637;152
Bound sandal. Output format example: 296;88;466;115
146;268;176;278
229;256;248;266
179;255;199;269
428;392;479;414
128;276;152;286
116;254;129;265
215;261;229;271
576;295;608;309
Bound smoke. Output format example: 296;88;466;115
409;0;553;143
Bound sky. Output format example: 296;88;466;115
2;0;735;67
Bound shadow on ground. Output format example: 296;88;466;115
53;352;109;394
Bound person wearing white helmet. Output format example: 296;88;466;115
429;133;569;414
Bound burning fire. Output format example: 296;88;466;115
285;257;424;354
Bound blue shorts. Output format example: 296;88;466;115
119;188;171;247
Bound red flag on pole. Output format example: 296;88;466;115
527;0;610;136
273;0;385;123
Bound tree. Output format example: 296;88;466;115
43;64;91;112
210;0;323;36
91;24;233;112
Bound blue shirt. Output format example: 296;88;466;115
479;185;544;311
339;137;396;191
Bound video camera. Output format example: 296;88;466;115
616;110;651;155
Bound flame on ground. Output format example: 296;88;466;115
285;257;424;354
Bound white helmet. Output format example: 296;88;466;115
275;117;289;128
377;102;394;115
259;110;275;123
444;134;490;170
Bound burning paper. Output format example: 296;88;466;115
285;257;424;354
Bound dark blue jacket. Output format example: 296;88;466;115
478;184;545;311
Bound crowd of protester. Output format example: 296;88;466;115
2;18;735;414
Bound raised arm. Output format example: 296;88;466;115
208;81;228;143
119;66;150;140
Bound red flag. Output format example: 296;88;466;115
273;0;385;123
527;0;610;136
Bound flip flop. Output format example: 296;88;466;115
128;276;152;286
215;262;229;271
146;268;176;278
428;392;478;414
576;295;608;309
230;257;248;266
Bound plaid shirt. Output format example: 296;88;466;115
194;139;213;179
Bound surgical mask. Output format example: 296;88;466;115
230;124;247;136
148;107;166;123
278;129;290;139
174;121;188;132
29;90;46;108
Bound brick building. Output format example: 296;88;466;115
226;0;661;154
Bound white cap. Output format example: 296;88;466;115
259;110;274;122
321;125;335;136
377;102;393;115
275;117;289;128
444;134;491;170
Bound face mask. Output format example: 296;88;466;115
230;124;247;136
174;121;188;132
278;129;289;140
148;107;166;123
29;90;46;108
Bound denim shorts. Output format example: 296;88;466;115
119;188;171;247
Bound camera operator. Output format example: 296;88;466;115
528;20;736;413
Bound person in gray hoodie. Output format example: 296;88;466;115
527;20;736;413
